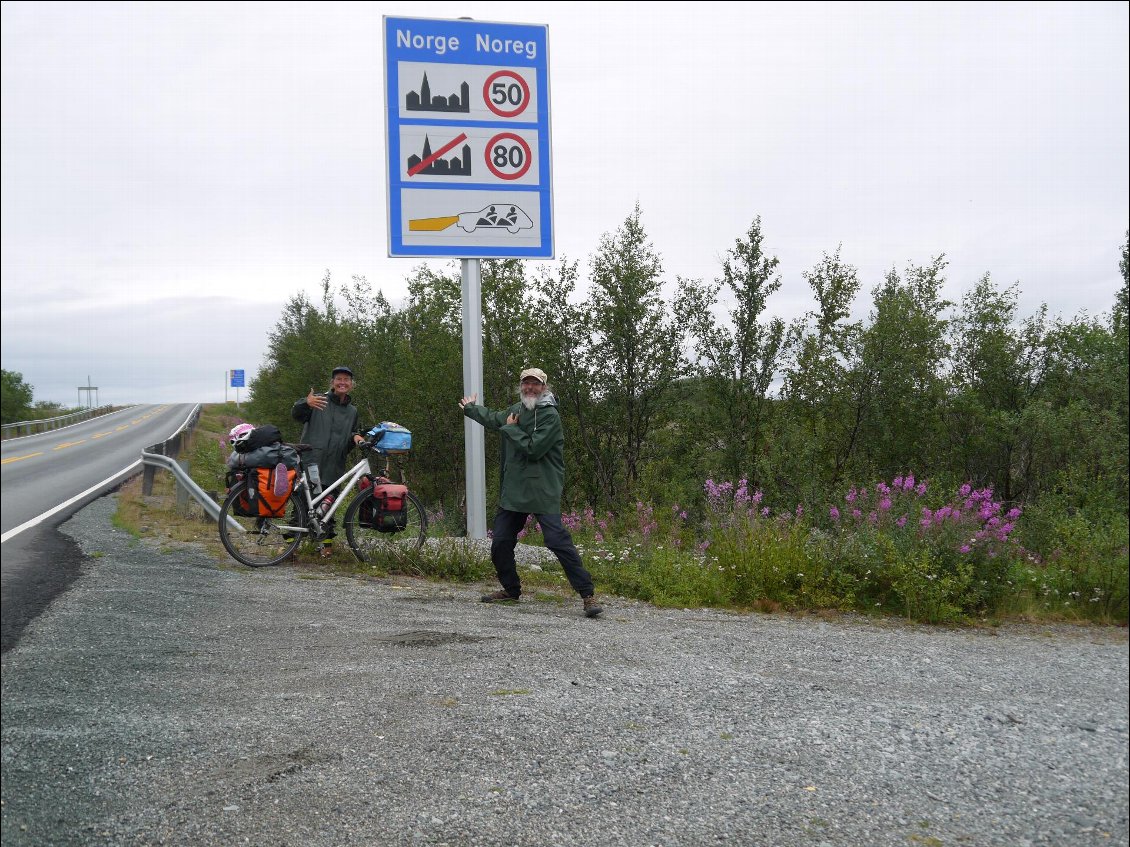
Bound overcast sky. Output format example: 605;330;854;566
2;1;1127;407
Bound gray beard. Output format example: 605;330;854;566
520;394;537;411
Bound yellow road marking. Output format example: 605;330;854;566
92;431;113;438
53;440;86;450
1;452;43;464
116;425;129;431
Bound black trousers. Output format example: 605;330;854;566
490;509;595;598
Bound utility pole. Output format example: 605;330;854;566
77;376;98;408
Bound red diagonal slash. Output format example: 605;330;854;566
408;133;469;176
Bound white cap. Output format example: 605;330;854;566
519;367;547;384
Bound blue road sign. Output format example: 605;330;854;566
230;369;245;388
384;16;553;259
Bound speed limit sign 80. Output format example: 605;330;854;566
484;132;533;180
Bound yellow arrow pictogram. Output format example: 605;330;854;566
409;216;459;232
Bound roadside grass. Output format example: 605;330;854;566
113;405;1128;628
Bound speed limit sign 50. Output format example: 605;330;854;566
483;70;531;118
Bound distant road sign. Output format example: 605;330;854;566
230;370;245;388
384;16;553;258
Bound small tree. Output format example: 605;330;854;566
681;217;787;488
1;369;35;424
581;204;687;504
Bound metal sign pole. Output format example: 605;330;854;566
462;258;487;539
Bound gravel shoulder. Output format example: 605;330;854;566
2;495;1127;847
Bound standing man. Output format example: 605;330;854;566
460;367;604;618
293;365;365;558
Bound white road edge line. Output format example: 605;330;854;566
1;459;142;544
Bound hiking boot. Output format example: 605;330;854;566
582;595;604;618
481;589;519;603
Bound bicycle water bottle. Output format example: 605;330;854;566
272;462;288;497
317;494;335;519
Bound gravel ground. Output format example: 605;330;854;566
1;495;1127;847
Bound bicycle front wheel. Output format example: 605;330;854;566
218;481;308;567
343;489;427;563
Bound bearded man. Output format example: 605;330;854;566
459;367;603;618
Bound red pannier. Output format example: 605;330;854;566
359;479;409;532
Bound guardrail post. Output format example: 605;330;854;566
176;460;191;513
142;463;157;495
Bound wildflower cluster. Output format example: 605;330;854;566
703;477;767;524
828;476;1022;561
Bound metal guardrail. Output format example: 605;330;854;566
1;405;119;438
138;404;241;531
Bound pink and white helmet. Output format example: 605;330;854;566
228;423;255;446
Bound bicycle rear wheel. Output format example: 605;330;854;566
343;489;427;562
218;481;308;567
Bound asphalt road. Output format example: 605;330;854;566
1;404;197;652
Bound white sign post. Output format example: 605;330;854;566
384;16;552;539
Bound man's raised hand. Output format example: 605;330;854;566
307;386;327;410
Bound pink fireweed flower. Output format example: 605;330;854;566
852;509;863;520
679;510;688;521
868;511;878;525
760;507;770;517
846;488;857;503
915;482;927;497
1006;507;1022;520
892;475;904;489
896;515;908;528
829;506;840;522
879;497;892;511
960;544;971;553
735;479;750;504
795;504;804;518
959;483;972;497
903;474;915;491
877;482;891;495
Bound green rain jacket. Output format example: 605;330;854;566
291;390;360;486
463;391;566;514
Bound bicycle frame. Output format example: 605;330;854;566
305;457;370;523
274;456;371;537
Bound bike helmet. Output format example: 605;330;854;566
228;422;255;447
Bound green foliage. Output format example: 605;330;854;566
681;217;787;488
235;214;1126;625
1;369;35;424
569;204;689;505
778;248;862;501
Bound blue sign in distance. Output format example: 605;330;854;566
230;369;245;388
384;16;553;259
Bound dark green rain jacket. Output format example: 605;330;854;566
463;392;566;514
291;390;360;486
